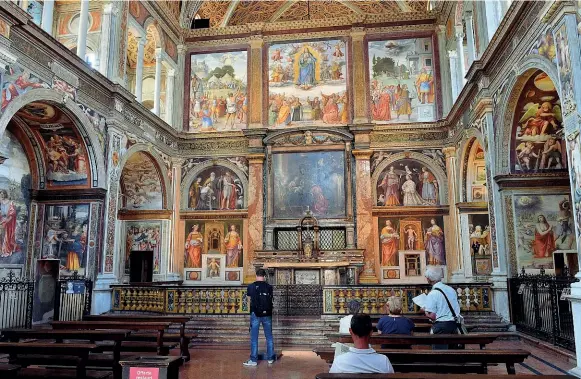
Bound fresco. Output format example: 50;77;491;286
124;221;162;275
41;204;90;276
0;130;31;266
514;194;576;270
186;166;244;210
376;159;440;206
379;216;446;267
268;39;348;127
184;220;243;268
272;151;345;219
120;152;163;210
188;50;248;132
530;29;557;64
2;64;49;110
567;131;581;243
555;24;575;116
369;37;436;124
468;214;492;275
16;102;90;187
512;71;566;172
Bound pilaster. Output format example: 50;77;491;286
169;157;184;280
175;44;187;130
436;25;453;115
443;146;462;282
350;27;368;124
98;2;116;78
245;153;265;283
248;36;264;128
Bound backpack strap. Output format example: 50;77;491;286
434;287;458;319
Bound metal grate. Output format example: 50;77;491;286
274;228;346;250
275;230;299;250
0;271;33;329
54;272;92;321
273;285;322;316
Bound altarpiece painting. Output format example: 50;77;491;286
184;220;243;269
376;159;440;206
124;221;162;275
186;166;244;211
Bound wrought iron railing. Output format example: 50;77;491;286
0;271;33;329
274;285;323;316
54;272;93;321
508;268;577;351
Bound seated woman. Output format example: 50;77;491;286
377;296;414;349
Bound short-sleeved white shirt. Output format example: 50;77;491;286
339;315;353;334
424;281;460;322
329;347;394;374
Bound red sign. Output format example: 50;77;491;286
129;367;159;379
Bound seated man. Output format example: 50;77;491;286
329;314;394;374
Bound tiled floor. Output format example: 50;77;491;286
178;340;575;379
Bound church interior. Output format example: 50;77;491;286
0;0;581;378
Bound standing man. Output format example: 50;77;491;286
243;269;275;366
423;266;461;349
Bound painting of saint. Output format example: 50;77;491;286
41;204;90;276
378;166;400;205
268;39;348;127
380;220;399;266
2;65;48;110
224;224;242;267
272;151;345;219
376;159;440;207
369;37;436;124
512;71;566;172
425;218;445;265
120;152;163;210
124;221;162;275
185;224;203;268
186;166;244;210
207;257;220;278
187;51;248;132
0;130;31;267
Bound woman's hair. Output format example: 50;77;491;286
347;300;361;315
387;296;403;315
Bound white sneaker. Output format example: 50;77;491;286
243;360;257;367
267;359;274;365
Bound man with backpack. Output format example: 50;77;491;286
243;268;275;366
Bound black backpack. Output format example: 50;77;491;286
252;282;273;316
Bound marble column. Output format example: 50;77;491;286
175;44;186;130
77;0;90;60
153;49;163;115
98;2;115;77
465;11;477;65
436;25;453;116
40;0;54;34
353;149;378;284
168;158;183;280
248;36;264;127
455;26;466;86
245;153;265;283
165;69;175;125
448;50;459;101
443;147;463;281
134;37;145;102
350;27;368;124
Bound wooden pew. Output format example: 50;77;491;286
372;323;432;333
83;315;192;361
313;348;530;374
315;374;576;379
325;333;501;349
0;363;20;379
51;321;172;356
0;342;104;379
1;329;130;379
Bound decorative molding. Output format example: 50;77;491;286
49;61;79;88
117;209;173;220
179;210;249;220
456;202;489;213
495;173;571;190
372;205;450;217
177;138;249;154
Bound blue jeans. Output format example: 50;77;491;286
250;312;274;362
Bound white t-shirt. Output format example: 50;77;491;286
329;347;394;374
339;315;353;334
425;281;460;322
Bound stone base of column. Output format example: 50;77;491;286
92;273;118;315
358;273;379;284
491;274;509;322
166;272;181;281
567;280;581;375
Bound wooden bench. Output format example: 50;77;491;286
0;363;20;379
1;329;130;379
0;342;102;379
315;374;576;379
325;333;501;349
313;348;530;374
83;315;193;361
371;323;432;333
51;321;172;356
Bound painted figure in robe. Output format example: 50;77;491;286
532;215;556;258
420;167;438;204
415;67;434;104
311;185;329;215
0;190;18;257
402;174;426;206
425;219;445;265
378;166;400;206
298;47;316;89
185;224;203;268
224;225;242;267
380;220;399;266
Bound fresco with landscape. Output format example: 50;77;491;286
124;221;162;275
272;151;345;219
0;130;31;267
369;37;436;124
514;194;576;270
512;70;566;172
184;220;243;268
120;152;163;210
188;50;248;132
186;166;244;211
268;39;348;127
376;159;440;206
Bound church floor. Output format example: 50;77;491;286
178;340;575;378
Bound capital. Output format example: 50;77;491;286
352;149;374;160
435;25;446;35
455;25;464;39
155;48;163;60
442;146;456;158
247;153;265;164
350;27;366;41
249;36;264;49
177;44;187;55
136;36;146;48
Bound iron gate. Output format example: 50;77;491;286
273;285;322;316
0;271;34;329
54;272;93;321
508;269;576;351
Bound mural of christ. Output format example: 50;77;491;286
297;48;316;89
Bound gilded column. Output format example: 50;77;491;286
168;157;184;280
350;27;368;124
353;149;378;284
245;153;265;283
442;146;462;280
248;36;264;128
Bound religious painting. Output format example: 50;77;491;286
272;151;346;219
513;194;576;270
32;259;59;325
41;204;90;276
555;24;574;115
530;28;557;64
124;221;162;275
566;131;581;242
512;71;566;172
476;165;486;182
204;255;224;279
399;219;423;251
129;1;150;26
186;166;244;210
369;37;436;124
184;220;243;268
0;18;10;39
120;152;164;210
187;50;248;132
0;130;31;267
2;64;49;110
268;39;348;127
468;214;491;275
376;159;440;206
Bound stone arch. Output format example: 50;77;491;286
496;56;560;174
181;159;249;209
459;131;487;203
117;144;172;210
0;88;106;189
371;151;448;205
8;117;44;191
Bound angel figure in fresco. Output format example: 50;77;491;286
332;43;344;58
185;224;203;268
516;141;539;171
518;102;562;136
380;220;399;266
378;166;403;206
224;225;242;268
540;137;563;169
425;219;445;265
